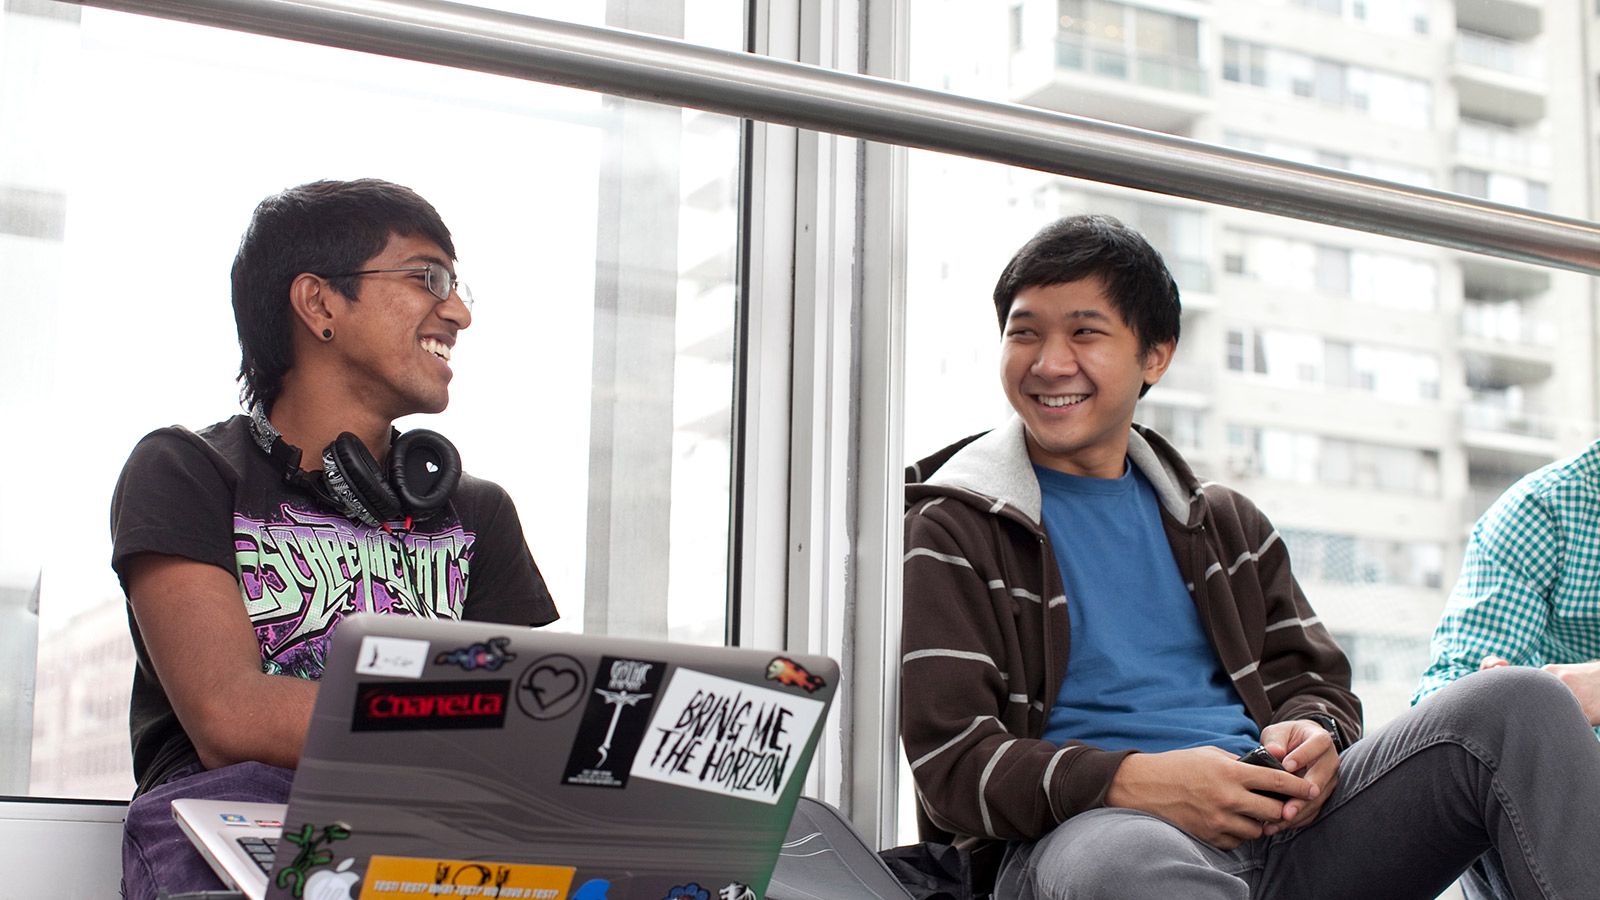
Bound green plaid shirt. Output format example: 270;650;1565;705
1414;440;1600;736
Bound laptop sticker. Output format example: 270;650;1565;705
572;879;611;900
220;813;248;825
764;656;826;693
274;822;352;899
632;668;825;805
354;636;430;679
435;637;516;672
358;854;576;900
352;680;510;732
561;656;667;789
718;883;756;900
304;858;359;900
515;654;589;721
661;884;709;900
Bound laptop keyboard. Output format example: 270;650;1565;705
237;835;279;873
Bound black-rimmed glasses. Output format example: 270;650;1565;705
325;261;474;309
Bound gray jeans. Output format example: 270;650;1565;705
995;667;1596;900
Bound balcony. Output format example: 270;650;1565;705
1459;256;1551;299
1453;0;1543;42
1452;31;1546;124
1464;392;1555;439
1152;362;1215;406
1465;479;1521;523
1011;34;1210;133
1459;305;1555;386
1455;119;1550;173
1452;167;1548;211
1460;393;1560;472
1167;255;1213;301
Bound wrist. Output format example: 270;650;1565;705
1300;712;1346;752
1104;752;1146;809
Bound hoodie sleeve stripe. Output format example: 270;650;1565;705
905;547;974;569
978;739;1018;836
910;715;997;771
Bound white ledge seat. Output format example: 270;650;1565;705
0;797;128;897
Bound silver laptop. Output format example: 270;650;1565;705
175;614;839;900
171;798;287;898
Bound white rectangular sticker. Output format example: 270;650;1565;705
630;668;824;804
354;636;430;679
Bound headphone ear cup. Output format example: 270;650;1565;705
389;429;461;515
327;432;403;524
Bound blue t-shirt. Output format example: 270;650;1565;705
1036;462;1259;755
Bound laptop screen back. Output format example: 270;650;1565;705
262;614;839;900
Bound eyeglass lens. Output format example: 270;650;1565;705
426;262;473;308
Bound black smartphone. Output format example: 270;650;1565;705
1238;746;1293;802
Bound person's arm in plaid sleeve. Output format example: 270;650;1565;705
1414;490;1560;705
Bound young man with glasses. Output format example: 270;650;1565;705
110;179;557;900
901;214;1600;900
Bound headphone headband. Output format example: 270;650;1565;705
247;405;461;528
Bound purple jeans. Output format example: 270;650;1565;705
122;761;294;900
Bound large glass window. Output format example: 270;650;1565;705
3;1;743;799
906;0;1596;859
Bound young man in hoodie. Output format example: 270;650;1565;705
901;214;1600;900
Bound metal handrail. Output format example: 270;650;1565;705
69;0;1600;274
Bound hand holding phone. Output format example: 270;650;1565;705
1238;745;1294;802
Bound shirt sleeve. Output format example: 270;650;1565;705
109;427;239;588
458;475;558;627
1414;490;1560;705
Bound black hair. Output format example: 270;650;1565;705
230;178;456;410
992;214;1181;397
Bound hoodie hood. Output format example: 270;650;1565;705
906;416;1201;526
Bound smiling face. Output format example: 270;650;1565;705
1000;277;1174;478
329;232;472;421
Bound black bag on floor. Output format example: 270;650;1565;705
877;842;978;900
767;797;916;900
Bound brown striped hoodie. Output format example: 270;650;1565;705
901;417;1361;857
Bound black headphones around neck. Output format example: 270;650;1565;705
248;405;462;529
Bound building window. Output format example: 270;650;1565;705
0;185;66;241
1226;326;1440;403
1229;426;1440;496
1222;39;1432;125
4;0;82;21
1136;404;1205;453
1057;0;1203;94
1282;529;1444;589
1453;168;1549;211
1222;228;1439;311
1223;131;1434;188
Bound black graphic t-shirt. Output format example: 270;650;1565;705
111;415;558;795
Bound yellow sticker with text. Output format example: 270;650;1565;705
357;854;576;899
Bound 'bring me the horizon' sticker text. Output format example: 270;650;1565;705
630;669;824;804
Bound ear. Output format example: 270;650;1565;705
1140;338;1177;388
287;273;336;340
